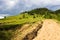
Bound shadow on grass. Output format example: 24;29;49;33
0;24;23;31
0;22;35;40
0;24;23;40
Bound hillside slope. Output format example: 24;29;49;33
11;21;43;40
11;19;60;40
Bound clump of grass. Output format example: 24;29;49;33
0;31;12;40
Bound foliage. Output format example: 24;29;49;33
0;31;12;40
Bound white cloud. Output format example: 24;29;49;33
0;14;10;19
0;14;10;17
0;0;19;10
1;0;60;10
0;0;60;15
5;0;18;9
0;16;4;19
24;0;60;7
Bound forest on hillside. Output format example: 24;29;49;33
22;8;60;20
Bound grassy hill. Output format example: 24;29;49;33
0;8;60;25
0;8;60;40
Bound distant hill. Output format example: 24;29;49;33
55;9;60;13
23;8;60;20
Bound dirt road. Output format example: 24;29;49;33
11;19;60;40
33;19;60;40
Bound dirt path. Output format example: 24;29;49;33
33;19;60;40
11;21;42;40
11;19;60;40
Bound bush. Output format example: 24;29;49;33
0;31;12;40
33;16;36;18
23;14;25;18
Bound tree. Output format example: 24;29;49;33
4;16;6;19
23;14;25;18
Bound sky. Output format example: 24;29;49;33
0;0;60;18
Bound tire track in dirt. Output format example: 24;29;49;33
23;22;43;40
11;21;43;40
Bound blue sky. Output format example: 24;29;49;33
0;0;60;17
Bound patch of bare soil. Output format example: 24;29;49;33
33;19;60;40
11;21;43;40
23;23;42;40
